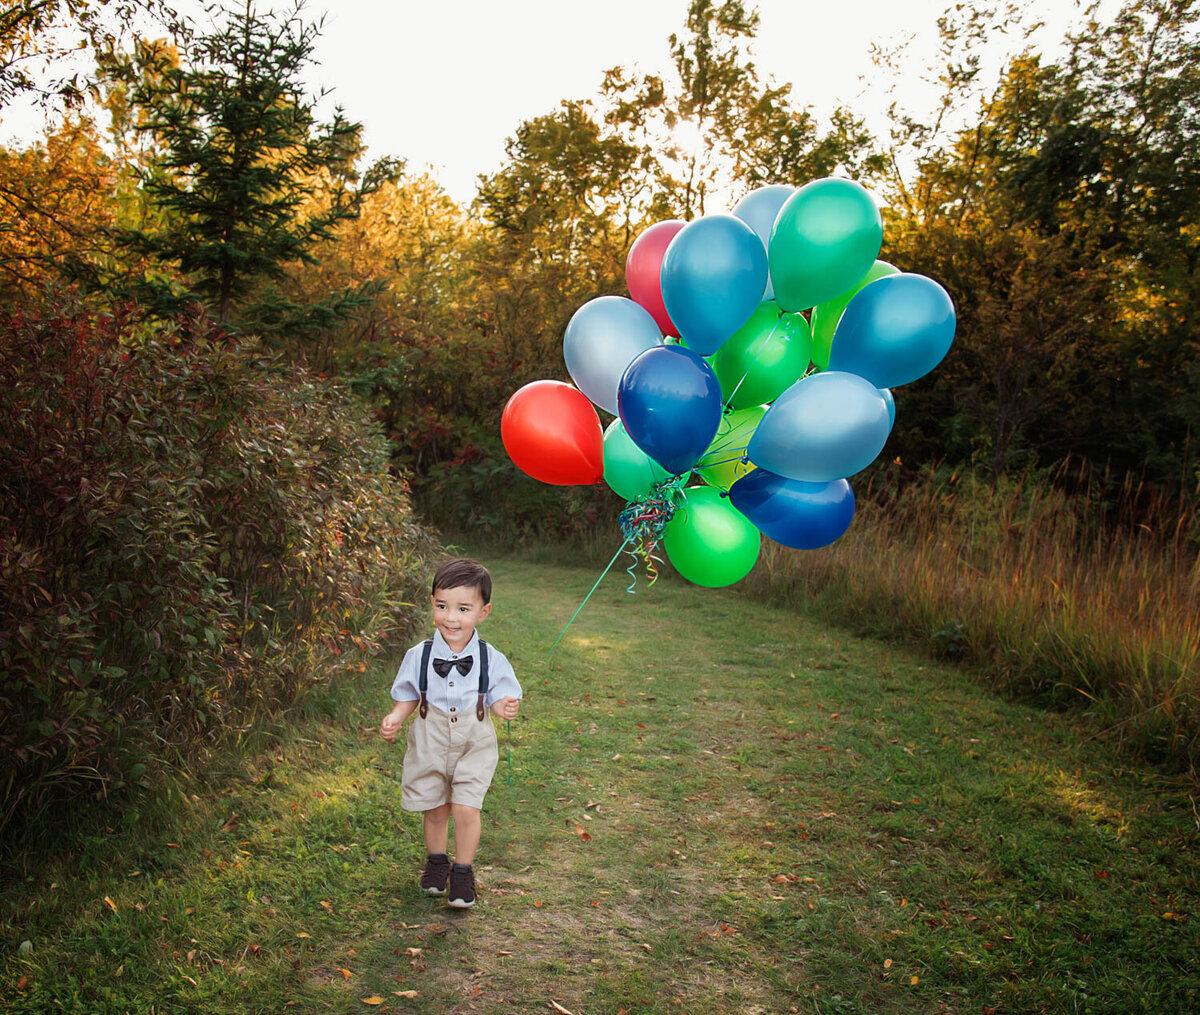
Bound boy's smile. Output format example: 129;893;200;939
431;584;492;653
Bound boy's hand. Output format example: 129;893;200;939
380;714;402;742
492;696;520;721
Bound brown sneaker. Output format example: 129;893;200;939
447;863;476;908
419;853;450;895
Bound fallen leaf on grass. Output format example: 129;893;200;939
16;976;27;990
103;896;118;913
221;813;239;831
296;932;311;939
549;1003;576;1015
910;976;919;985
361;998;386;1006
320;900;333;912
884;958;893;969
405;948;422;957
393;991;418;999
340;968;352;980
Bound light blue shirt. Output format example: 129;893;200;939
390;631;521;715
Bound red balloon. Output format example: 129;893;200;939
625;220;685;337
501;380;604;486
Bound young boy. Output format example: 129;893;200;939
380;558;521;908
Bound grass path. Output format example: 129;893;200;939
3;555;1199;1014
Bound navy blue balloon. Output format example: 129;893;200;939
617;345;723;476
829;273;956;388
730;469;856;550
660;214;768;356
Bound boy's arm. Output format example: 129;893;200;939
380;699;418;741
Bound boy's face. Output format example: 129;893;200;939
430;584;491;651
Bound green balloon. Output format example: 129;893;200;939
809;260;900;369
768;178;883;313
712;301;812;409
663;486;761;587
695;406;765;491
603;418;673;501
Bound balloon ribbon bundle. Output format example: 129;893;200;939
617;477;682;591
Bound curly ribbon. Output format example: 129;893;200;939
618;475;684;592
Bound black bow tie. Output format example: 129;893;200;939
432;656;472;678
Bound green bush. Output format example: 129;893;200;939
0;294;439;834
411;423;618;548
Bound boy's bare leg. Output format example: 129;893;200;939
423;803;451;854
450;803;481;865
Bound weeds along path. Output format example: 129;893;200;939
4;555;1199;1015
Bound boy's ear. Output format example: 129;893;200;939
479;602;492;622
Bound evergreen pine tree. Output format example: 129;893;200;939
113;0;400;338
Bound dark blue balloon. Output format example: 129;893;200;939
729;469;855;550
617;345;723;476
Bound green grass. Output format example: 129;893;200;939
3;555;1199;1013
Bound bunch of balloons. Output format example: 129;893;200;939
501;177;956;588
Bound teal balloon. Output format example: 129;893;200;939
660;214;768;356
768;178;883;313
747;371;891;482
829;273;956;388
663;486;761;588
602;419;672;501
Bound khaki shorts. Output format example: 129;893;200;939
401;704;499;811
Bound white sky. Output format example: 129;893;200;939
1;0;1089;206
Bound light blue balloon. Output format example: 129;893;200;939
564;295;663;414
881;387;895;430
828;273;956;389
732;184;794;301
747;371;891;482
660;214;769;356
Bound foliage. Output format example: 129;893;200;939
880;0;1200;497
0;117;118;302
98;2;401;336
0;292;440;834
600;0;885;218
0;0;182;111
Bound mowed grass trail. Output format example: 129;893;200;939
3;555;1199;1014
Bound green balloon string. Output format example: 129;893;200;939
547;536;633;661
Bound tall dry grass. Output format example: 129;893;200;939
744;463;1200;771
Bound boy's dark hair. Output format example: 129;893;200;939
431;558;492;604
